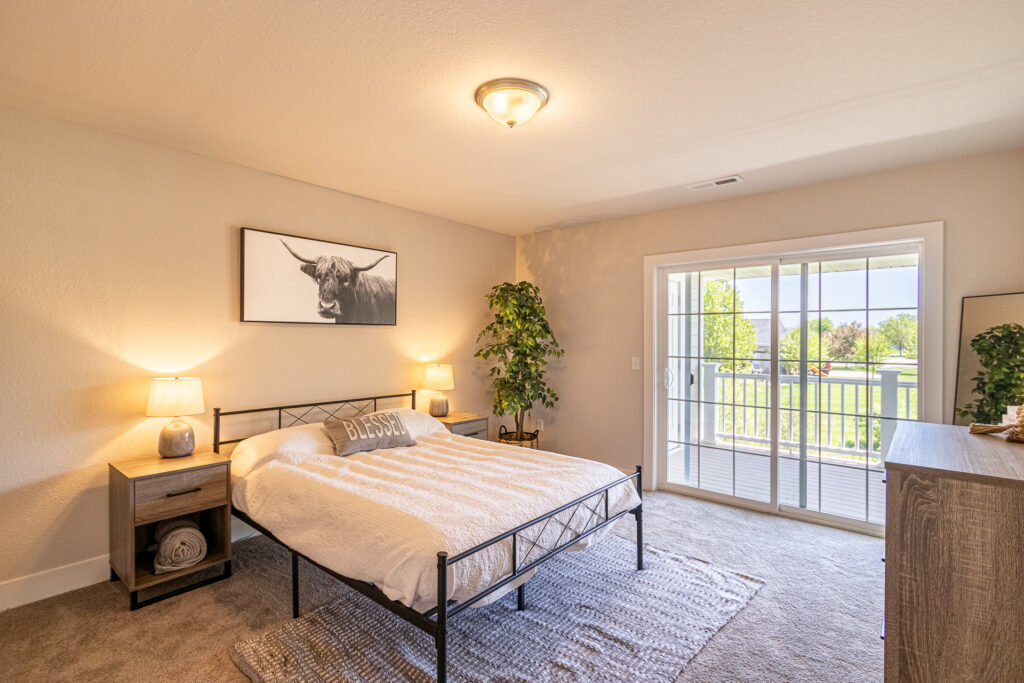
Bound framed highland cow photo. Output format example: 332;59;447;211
240;227;397;325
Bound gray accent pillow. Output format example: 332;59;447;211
322;413;416;456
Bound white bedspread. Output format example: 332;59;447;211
231;412;640;612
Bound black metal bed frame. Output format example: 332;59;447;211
214;391;644;682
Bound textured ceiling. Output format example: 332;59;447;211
2;0;1023;234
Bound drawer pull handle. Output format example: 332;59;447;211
166;487;201;498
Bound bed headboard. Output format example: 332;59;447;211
212;390;416;453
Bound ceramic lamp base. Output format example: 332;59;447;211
428;393;449;417
158;418;196;458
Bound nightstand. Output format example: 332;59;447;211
436;411;489;439
108;451;232;609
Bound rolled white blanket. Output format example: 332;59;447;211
151;518;208;574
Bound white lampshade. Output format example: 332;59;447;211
475;78;549;128
423;364;455;391
146;377;205;417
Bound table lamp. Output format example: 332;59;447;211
146;377;205;458
423;364;454;417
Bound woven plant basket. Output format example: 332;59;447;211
498;425;539;449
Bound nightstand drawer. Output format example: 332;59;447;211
449;418;488;438
134;465;228;524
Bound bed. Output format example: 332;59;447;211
215;391;644;682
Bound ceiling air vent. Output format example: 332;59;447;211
687;174;744;191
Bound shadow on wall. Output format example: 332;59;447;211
2;300;162;446
4;293;237;444
517;225;641;457
461;326;496;423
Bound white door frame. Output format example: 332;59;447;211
642;221;943;535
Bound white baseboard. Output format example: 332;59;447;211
0;554;110;612
0;517;262;612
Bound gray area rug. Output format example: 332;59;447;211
230;535;763;682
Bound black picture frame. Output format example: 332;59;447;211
240;227;397;325
952;290;1024;424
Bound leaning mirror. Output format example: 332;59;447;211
953;292;1024;425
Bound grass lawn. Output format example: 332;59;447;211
829;362;917;381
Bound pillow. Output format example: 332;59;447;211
231;422;333;478
373;408;448;439
323;412;416;457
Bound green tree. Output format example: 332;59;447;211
701;280;756;371
779;328;802;373
827;322;863;361
851;327;894;362
778;318;832;373
877;313;918;358
475;281;564;440
810;318;834;336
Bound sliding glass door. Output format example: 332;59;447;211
776;251;919;523
657;245;921;527
664;263;777;506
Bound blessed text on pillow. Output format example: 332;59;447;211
322;413;416;457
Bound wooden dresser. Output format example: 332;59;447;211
884;422;1024;682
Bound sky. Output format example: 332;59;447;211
732;264;918;326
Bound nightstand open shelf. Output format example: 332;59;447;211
132;549;230;589
109;452;232;609
130;506;231;589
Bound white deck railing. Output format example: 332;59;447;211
698;363;916;459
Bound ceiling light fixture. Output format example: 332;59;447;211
475;78;549;128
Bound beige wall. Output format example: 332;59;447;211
0;107;513;586
517;148;1024;472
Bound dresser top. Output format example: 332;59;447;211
886;421;1024;484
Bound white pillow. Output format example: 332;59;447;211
230;422;332;478
374;407;447;439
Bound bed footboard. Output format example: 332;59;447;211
432;465;643;681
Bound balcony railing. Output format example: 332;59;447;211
697;362;917;462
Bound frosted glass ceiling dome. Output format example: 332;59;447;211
475;78;549;128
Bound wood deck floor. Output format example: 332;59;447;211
667;445;885;524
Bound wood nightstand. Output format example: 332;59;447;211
108;451;232;609
436;411;489;439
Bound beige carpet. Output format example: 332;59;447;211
0;492;883;682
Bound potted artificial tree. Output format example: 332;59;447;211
475;281;564;448
958;322;1024;424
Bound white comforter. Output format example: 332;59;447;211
231;410;640;612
